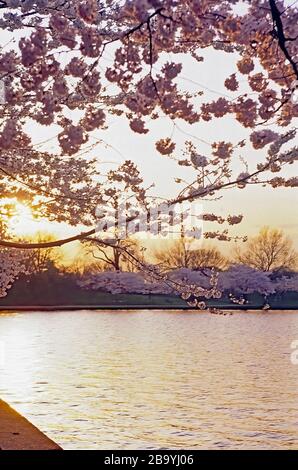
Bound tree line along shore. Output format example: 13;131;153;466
0;228;297;310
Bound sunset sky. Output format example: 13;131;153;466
3;20;298;260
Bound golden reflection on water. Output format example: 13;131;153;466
0;310;297;449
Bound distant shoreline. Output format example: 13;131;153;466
0;305;297;311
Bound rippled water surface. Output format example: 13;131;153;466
0;310;297;449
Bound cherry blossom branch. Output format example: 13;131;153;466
269;0;298;79
0;165;95;203
0;153;283;250
0;229;97;249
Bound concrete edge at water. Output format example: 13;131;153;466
0;399;62;450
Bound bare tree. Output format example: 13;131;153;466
63;255;100;276
154;239;227;271
21;233;62;275
85;237;144;272
234;227;298;272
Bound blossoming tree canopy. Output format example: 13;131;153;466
77;265;280;298
0;0;297;297
0;0;297;239
218;264;275;295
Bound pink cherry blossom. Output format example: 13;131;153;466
250;130;279;149
155;138;176;155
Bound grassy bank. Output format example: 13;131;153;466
0;272;297;310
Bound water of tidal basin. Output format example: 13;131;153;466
0;310;297;450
